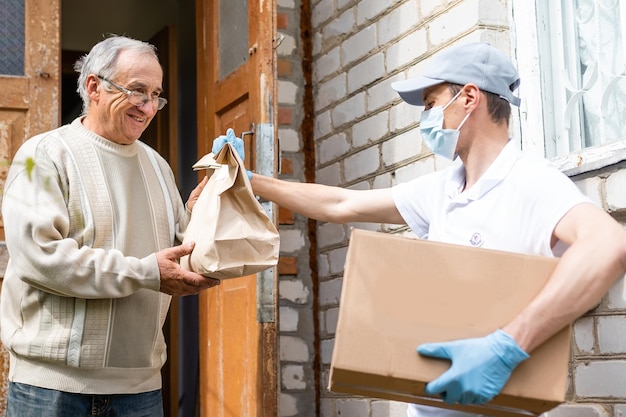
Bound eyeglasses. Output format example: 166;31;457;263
97;75;168;111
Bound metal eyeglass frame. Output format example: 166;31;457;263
97;75;168;111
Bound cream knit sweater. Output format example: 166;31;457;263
1;118;189;394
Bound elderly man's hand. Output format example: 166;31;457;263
186;176;208;212
157;242;220;295
417;329;529;405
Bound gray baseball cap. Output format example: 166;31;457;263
391;42;521;107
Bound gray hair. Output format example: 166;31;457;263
74;35;159;114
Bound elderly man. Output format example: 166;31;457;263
1;35;218;416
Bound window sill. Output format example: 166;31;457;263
552;141;626;177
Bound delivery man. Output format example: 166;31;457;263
212;42;626;417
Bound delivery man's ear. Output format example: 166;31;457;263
460;83;481;111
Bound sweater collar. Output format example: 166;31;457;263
71;117;140;157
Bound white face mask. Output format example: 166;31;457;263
419;90;471;160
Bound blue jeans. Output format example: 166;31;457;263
7;382;164;417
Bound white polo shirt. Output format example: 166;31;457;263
392;140;590;417
393;140;590;257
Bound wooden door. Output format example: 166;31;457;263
0;0;60;411
195;0;278;416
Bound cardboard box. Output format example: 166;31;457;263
329;229;570;417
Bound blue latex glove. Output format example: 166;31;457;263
212;128;252;179
417;329;529;405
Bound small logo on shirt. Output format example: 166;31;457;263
469;233;483;247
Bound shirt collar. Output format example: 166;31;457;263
445;140;522;201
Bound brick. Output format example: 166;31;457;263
606;170;626;212
314;46;341;82
573;316;595;354
357;0;396;25
331;92;366;129
322;9;356;42
279;279;310;304
318;132;350;165
394;157;436;185
598;315;626;354
320;398;334;417
278;256;298;275
312;30;322;56
278;128;301;152
318;222;347;247
477;0;508;26
352;110;389;148
324;307;339;335
278;80;298;105
428;0;479;46
606;276;626;310
278;107;294;125
344;145;380;182
382;129;422;167
281;364;306;390
318;252;330;278
371;400;409;417
315;110;333;139
347;53;385;94
575;360;626;397
335;398;370;417
548;404;609;417
385;28;428;69
319;277;343;306
320;338;335;365
280;157;294;176
312;0;334;28
279;229;306;253
280;335;309;362
336;0;353;11
315;73;347;111
316;162;342;186
277;12;289;29
279;306;299;332
421;0;444;19
327;246;349;275
279;393;298;417
277;0;295;7
341;25;377;68
389;101;419;132
367;73;404;112
378;1;419;45
373;171;393;188
277;59;293;77
276;33;297;56
316;73;347;111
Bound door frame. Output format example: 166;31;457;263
196;0;278;417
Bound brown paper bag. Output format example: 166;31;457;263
181;142;280;279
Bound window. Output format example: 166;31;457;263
0;0;25;76
514;0;626;174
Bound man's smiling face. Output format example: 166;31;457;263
87;50;163;145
